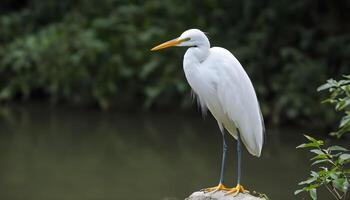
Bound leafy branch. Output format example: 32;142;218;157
318;75;350;138
295;135;350;200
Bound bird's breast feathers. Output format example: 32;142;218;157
183;46;264;157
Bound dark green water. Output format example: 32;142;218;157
0;103;343;200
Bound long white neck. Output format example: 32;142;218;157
182;41;211;114
182;39;210;91
183;37;210;66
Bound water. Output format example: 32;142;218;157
0;103;344;200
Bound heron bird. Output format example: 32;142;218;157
151;29;264;196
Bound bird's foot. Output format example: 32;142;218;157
225;184;248;196
201;183;230;193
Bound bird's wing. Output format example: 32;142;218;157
211;47;264;157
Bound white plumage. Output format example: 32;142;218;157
151;28;264;157
151;28;265;193
180;29;264;157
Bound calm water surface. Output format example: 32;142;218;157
0;103;346;200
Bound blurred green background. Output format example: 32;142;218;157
1;0;349;127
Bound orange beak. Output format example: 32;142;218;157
151;38;182;51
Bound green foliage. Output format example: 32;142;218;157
295;77;350;199
0;20;108;106
0;1;192;109
318;75;350;137
0;0;349;123
295;135;350;200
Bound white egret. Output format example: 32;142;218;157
151;29;264;196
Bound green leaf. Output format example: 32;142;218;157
304;135;318;143
311;154;329;160
298;135;324;149
299;177;317;185
294;189;303;195
310;149;325;155
339;154;350;162
340;115;350;128
328;145;348;152
309;188;317;200
320;166;329;171
312;159;329;166
317;83;332;91
329;171;340;180
332;178;349;193
311;171;319;177
297;143;319;149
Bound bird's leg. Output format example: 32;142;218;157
237;132;242;185
202;132;230;193
226;132;248;196
219;131;228;184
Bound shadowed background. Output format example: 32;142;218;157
0;0;349;126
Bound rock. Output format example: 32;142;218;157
185;191;265;200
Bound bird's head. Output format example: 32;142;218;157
151;29;209;51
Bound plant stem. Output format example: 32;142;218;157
343;190;348;200
332;187;342;200
325;184;340;200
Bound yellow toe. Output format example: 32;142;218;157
225;184;248;196
202;183;230;193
